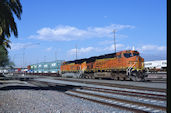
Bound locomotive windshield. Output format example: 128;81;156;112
133;52;139;56
124;53;132;58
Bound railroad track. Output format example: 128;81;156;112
66;89;166;113
53;78;166;93
80;87;166;101
27;78;166;113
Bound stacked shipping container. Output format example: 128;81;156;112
29;60;64;74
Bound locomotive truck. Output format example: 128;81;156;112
61;50;148;81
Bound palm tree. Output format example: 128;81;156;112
0;0;22;49
0;44;15;67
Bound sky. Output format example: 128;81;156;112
8;0;166;67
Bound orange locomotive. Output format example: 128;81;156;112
61;50;148;81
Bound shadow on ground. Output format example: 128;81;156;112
0;85;81;92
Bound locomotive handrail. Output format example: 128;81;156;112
127;63;136;76
128;63;136;69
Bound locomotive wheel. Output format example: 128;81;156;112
119;77;123;81
130;76;136;81
131;76;142;82
135;77;142;82
113;76;119;80
90;76;95;79
123;77;126;81
91;76;95;79
98;78;102;80
111;74;116;80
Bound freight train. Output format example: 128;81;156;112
27;50;148;81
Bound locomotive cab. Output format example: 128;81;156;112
121;50;147;81
122;50;144;70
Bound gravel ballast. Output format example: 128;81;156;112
0;89;130;113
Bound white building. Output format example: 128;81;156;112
144;60;167;69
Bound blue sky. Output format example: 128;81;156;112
8;0;166;67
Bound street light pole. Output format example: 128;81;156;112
22;48;26;68
113;29;116;53
22;43;40;68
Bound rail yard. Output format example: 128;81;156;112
25;50;149;81
0;49;167;113
0;0;167;112
0;73;167;113
0;50;167;113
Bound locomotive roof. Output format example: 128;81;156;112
64;52;117;64
64;50;138;64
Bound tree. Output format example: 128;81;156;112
0;0;22;67
0;0;22;49
0;45;14;67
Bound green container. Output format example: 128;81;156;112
37;68;43;73
37;63;43;69
42;69;49;73
43;63;50;69
30;65;34;69
33;69;38;73
29;60;64;73
33;64;38;69
49;68;60;73
49;60;64;69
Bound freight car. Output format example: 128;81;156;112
61;50;148;81
27;60;64;76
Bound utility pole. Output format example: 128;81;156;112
113;29;116;53
22;48;26;68
44;56;46;62
55;51;57;61
75;44;77;60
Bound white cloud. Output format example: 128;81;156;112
67;44;166;61
104;44;125;51
104;16;108;18
68;44;125;56
10;42;39;51
137;45;166;52
68;44;166;55
68;47;96;55
98;40;113;45
29;24;135;41
45;47;52;51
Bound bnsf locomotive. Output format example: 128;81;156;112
61;50;148;81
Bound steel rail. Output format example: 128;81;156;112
82;87;166;101
68;90;166;111
66;92;147;113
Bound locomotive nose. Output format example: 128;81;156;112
137;56;144;69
